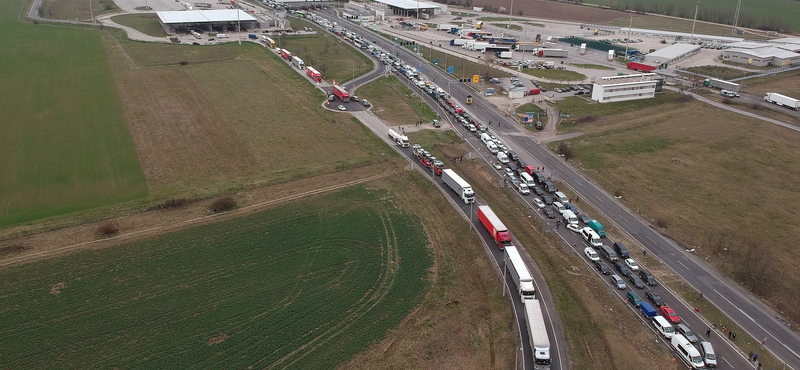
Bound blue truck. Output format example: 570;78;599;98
639;302;657;318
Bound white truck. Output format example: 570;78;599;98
504;246;536;300
291;56;305;70
704;78;740;92
580;43;586;55
388;129;409;147
442;169;475;204
437;23;457;31
524;299;552;370
468;42;491;51
450;38;468;46
607;50;615;61
498;51;513;59
764;92;800;109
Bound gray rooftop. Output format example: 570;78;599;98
645;44;701;61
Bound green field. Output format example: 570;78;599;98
0;0;147;227
111;13;168;37
588;0;800;32
521;67;586;82
39;0;118;21
0;187;431;368
553;91;681;128
358;76;438;127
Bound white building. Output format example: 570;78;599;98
643;43;701;64
591;73;658;103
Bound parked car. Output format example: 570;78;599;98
531;186;545;196
433;119;440;127
362;99;371;107
493;162;503;170
541;195;553;205
585;247;600;261
614;261;631;276
628;274;646;289
577;213;591;224
646;291;665;306
639;269;658;286
660;305;680;324
594;260;611;274
328;94;335;102
542;208;556;219
337;105;347;111
610;274;627;289
567;223;582;233
624;258;640;272
532;198;545;208
675;324;698;343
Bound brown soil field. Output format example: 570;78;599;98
472;0;627;23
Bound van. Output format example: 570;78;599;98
520;173;535;187
561;210;578;225
653;316;675;339
699;341;717;367
554;191;568;203
552;202;566;213
542;180;556;193
627;291;643;307
614;241;630;259
487;141;499;154
588;220;606;237
672;334;705;368
600;245;618;262
480;132;492;144
532;171;546;184
497;152;509;163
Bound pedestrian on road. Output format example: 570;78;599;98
732;332;736;341
748;351;753;361
643;250;647;257
576;196;579;203
753;353;758;362
728;331;732;339
556;220;561;229
706;328;712;337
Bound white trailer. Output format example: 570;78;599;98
291;56;305;70
608;50;615;61
437;23;457;30
515;44;538;52
764;92;800;109
468;42;491;51
388;129;409;147
442;169;475;204
580;43;586;55
524;299;552;370
504;246;536;301
705;78;740;92
451;38;468;46
498;51;513;59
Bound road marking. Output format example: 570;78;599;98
676;260;690;271
722;356;733;368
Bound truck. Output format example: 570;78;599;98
579;43;586;55
515;44;538;52
442;169;475;204
437;23;457;31
450;38;468;46
388;129;410;147
484;45;511;54
280;49;292;61
478;205;512;248
332;84;349;102
476;21;483;29
627;61;657;72
291;56;305;70
537;49;568;58
764;92;800;109
504;245;536;299
306;66;322;82
524;299;552;370
489;37;517;45
496;51;513;59
703;78;740;92
467;42;491;51
607;50;615;61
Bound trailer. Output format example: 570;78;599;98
450;38;468;46
537;49;568;58
497;51;513;59
332;84;349;102
639;302;657;318
467;42;491;51
483;45;510;54
607;50;615;61
280;49;292;61
306;66;322;82
442;169;475;204
388;129;410;147
627;61;657;72
437;23;457;31
489;37;517;45
524;299;552;370
503;245;535;299
703;78;740;92
291;56;305;70
764;92;800;109
579;43;586;55
478;205;512;248
515;44;538;52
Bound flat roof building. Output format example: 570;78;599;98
371;0;444;18
591;73;658;104
643;43;701;64
157;9;258;34
722;45;800;67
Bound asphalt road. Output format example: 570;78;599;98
322;12;800;369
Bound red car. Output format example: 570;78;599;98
660;305;680;324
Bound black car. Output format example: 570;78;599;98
541;195;553;205
506;162;517;172
508;151;519;161
628;274;646;289
614;261;631;276
517;159;527;168
577;213;591;224
594;260;611;275
646;291;664;306
639;269;658;286
531;186;545;196
542;208;556;219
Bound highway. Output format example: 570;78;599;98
317;11;800;369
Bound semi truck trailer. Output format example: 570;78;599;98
525;299;552;370
280;49;292;60
537;49;568;58
764;92;800;109
450;39;468;46
442;169;475;204
291;56;305;70
332;84;349;102
703;78;740;92
627;61;657;72
306;66;322;82
504;245;535;299
478;205;512;248
388;129;410;147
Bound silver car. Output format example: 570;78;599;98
610;274;627;290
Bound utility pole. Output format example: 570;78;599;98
731;0;742;34
624;12;632;60
690;0;700;39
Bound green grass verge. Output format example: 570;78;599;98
451;12;477;17
0;0;147;227
491;23;522;31
405;42;512;81
521;67;586;81
524;22;546;27
39;0;118;20
514;103;548;130
0;187;432;369
685;65;751;80
111;14;168;37
570;63;613;70
358;76;438;127
553;90;681;128
477;17;525;21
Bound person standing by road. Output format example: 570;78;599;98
706;328;712;337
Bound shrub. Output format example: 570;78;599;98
655;217;668;229
575;115;599;124
0;245;29;256
179;61;189;66
210;196;237;213
159;198;189;209
673;94;694;103
96;221;119;235
721;98;733;105
555;142;573;159
613;189;623;197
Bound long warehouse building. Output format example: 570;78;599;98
157;9;258;34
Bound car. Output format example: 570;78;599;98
508;151;519;161
577;213;591;224
660;305;680;324
646;291;664;307
433;119;440;127
574;90;588;95
337;105;347;111
504;168;514;177
493;162;503;170
541;195;553;205
624;258;640;272
594;260;611;274
567;223;582;233
532;198;545;208
542;208;556;219
531;186;545;196
610;274;627;289
517;159;527;168
362;99;371;107
627;274;645;289
351;95;360;102
554;88;562;93
639;269;657;286
585;247;600;261
327;94;335;102
614;261;631;276
675;324;698;343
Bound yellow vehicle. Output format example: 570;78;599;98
476;21;484;29
466;95;473;104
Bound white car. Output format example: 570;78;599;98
624;258;640;272
581;227;603;248
532;198;545;208
493;162;502;170
337;105;346;111
585;247;600;261
566;223;582;233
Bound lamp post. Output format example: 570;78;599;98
690;0;700;39
624;12;632;60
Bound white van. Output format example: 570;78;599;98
519;173;535;187
561;210;578;225
552;201;566;213
554;191;569;203
480;132;492;145
497;152;509;163
487;141;499;154
653;316;675;339
672;334;705;368
699;341;716;367
217;33;228;38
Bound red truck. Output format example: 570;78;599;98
306;66;322;82
627;61;657;72
477;205;512;249
280;49;293;60
527;88;541;95
332;84;349;102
